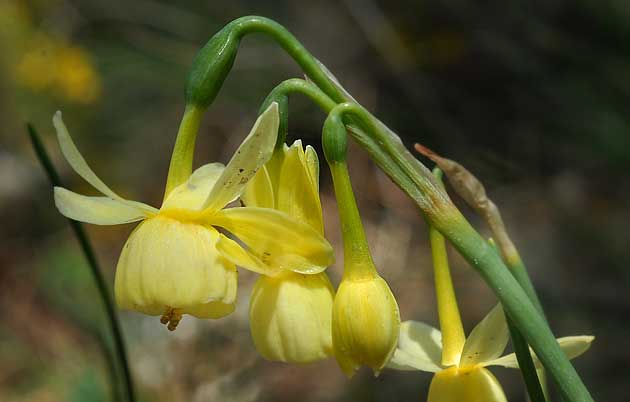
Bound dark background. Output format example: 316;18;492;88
1;0;627;401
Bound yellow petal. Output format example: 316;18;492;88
304;145;320;191
53;111;157;215
276;140;324;233
427;367;508;402
332;275;400;376
460;304;509;367
215;234;282;276
386;321;443;372
202;103;279;212
114;216;237;318
53;111;121;200
208;207;333;274
240;165;274;209
54;187;153;225
161;163;225;211
484;335;595;369
249;272;334;363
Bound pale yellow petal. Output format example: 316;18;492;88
240;165;274;209
53;111;121;200
249;272;334;363
114;216;237;316
304;145;320;191
484;335;595;369
54;187;152;225
215;234;282;276
427;367;508;402
460;304;509;367
202;103;279;211
386;321;443;372
208;207;333;274
276;140;324;233
161;163;225;211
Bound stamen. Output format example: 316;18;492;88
167;309;183;331
160;307;183;331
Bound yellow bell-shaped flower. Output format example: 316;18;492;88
52;103;334;330
249;271;334;362
332;267;400;376
243;141;335;362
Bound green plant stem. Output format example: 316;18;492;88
507;318;547;402
27;124;136;402
259;78;337;147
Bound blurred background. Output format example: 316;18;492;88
1;0;628;401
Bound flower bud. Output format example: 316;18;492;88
249;271;334;363
185;26;240;108
332;269;400;376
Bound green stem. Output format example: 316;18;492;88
507;318;547;402
27;124;136;402
164;104;205;199
259;78;337;148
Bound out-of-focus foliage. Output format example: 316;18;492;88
1;0;627;401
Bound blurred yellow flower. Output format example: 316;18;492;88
243;141;335;363
14;34;101;104
52;103;334;330
387;304;594;402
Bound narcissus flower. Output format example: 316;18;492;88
52;103;334;330
244;141;335;363
387;304;594;402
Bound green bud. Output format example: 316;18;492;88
322;111;348;164
185;26;240;108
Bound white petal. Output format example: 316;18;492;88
484;335;595;369
386;320;443;372
202;103;279;211
460;304;509;367
54;187;152;225
53;111;121;200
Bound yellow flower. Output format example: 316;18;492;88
243;141;335;363
52;103;334;330
332;267;400;376
387;304;594;402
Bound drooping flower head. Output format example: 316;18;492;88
387;304;594;402
243;140;335;363
52;103;334;330
321;114;400;376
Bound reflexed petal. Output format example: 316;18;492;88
276;141;323;233
203;103;279;212
54;187;152;225
249;272;334;363
161;163;225;211
427;367;508;402
387;321;443;372
208;207;333;274
240;165;274;209
460;304;509;367
484;335;595;369
53;111;122;200
215;234;282;276
115;216;237;317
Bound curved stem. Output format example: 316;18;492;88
27;124;136;402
